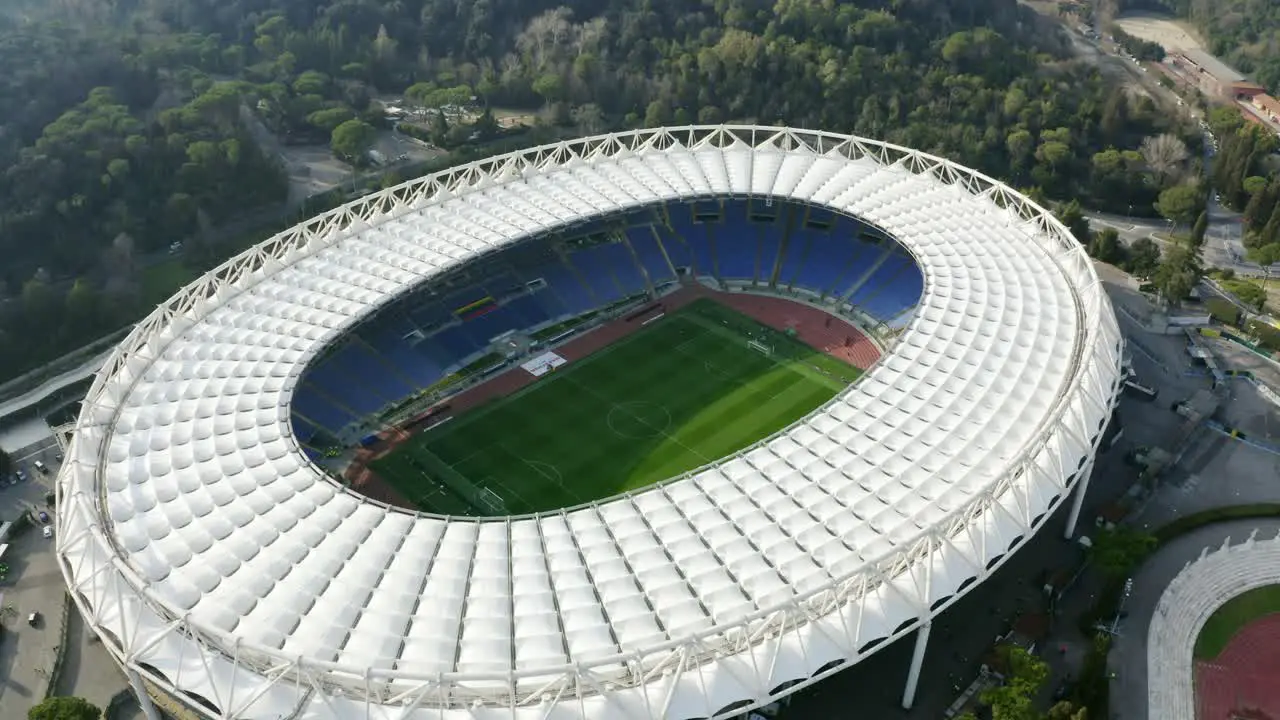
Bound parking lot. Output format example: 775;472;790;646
1;437;133;717
0;507;66;718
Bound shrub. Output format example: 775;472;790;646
1247;320;1280;352
1205;297;1241;325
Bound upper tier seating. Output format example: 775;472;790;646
293;200;922;435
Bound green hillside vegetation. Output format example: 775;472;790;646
0;0;1203;384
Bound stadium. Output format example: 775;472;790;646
54;126;1125;720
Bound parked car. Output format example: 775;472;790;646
42;526;53;539
14;469;26;482
33;460;47;474
28;612;40;627
37;511;49;524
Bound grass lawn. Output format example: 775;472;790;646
140;259;199;307
371;298;860;516
1193;584;1280;660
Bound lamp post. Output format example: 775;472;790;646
1104;578;1135;638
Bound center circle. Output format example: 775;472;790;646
606;401;672;439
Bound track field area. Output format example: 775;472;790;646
371;298;861;516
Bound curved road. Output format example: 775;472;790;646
1110;519;1280;720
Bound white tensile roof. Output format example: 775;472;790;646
56;126;1123;719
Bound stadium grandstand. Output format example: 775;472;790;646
55;126;1124;720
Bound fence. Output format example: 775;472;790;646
41;591;72;700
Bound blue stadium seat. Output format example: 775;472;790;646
357;328;446;386
626;227;676;283
793;231;869;294
406;296;452;330
569;246;625;303
291;414;321;445
850;252;924;322
429;325;483;364
756;229;783;284
537;262;596;315
716;212;757;279
291;385;356;434
501;293;553;327
481;271;523;298
778;231;811;286
652;223;692;270
460;305;526;346
583;241;647;295
667;205;717;277
329;342;417;402
302;355;385;417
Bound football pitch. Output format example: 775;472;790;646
371;299;862;516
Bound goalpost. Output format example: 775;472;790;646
476;487;506;515
748;339;773;356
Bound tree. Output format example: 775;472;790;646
1088;227;1125;265
1250;243;1280;271
1140;134;1189;186
1155;183;1202;227
1057;200;1091;244
1127;238;1162;278
307;107;356;132
1045;701;1088;720
1152;244;1201;306
980;646;1050;720
330;119;377;162
1088;526;1156;580
1190;210;1208;248
1243;175;1268;196
0;447;10;478
65;278;100;331
28;696;102;720
570;103;605;134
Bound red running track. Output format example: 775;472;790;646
1196;613;1280;720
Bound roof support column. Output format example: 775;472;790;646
128;668;162;720
1063;454;1096;540
901;620;932;709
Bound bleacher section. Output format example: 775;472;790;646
292;198;925;437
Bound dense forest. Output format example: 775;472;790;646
0;0;1203;384
1123;0;1280;92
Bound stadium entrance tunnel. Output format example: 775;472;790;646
290;196;922;517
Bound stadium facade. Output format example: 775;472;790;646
55;126;1125;720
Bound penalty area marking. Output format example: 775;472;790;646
515;457;584;504
606;401;673;440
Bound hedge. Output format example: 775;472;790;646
1152;503;1280;543
1247;320;1280;352
1205;297;1241;326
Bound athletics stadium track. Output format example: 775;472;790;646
344;283;880;508
1195;613;1280;720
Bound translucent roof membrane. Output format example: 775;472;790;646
57;126;1124;720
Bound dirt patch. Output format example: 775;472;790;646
1114;14;1206;52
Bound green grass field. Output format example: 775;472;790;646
1193;584;1280;660
371;298;861;516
